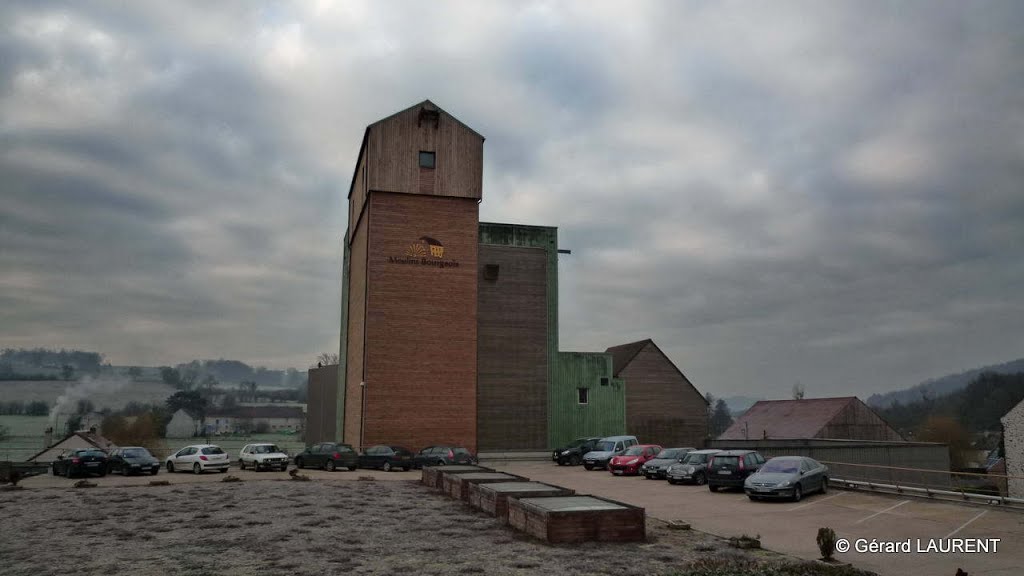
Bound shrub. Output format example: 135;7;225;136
817;526;838;561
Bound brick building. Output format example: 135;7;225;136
334;101;705;452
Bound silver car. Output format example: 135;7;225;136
744;456;828;502
665;449;720;485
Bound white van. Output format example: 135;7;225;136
582;435;639;470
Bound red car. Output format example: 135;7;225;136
608;444;662;476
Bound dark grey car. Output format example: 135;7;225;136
744;456;828;502
107;446;160;476
414;446;476;468
640;447;695;479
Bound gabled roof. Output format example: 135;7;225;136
1001;397;1024;425
605;339;652;377
27;429;117;461
347;99;484;200
719;397;859;440
604;338;707;404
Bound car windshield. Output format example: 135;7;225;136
683;453;710;464
454;448;470;455
201;447;225;455
77;450;106;457
761;460;800;474
623;446;645;456
658;449;684;459
123;448;151;458
567;438;590;448
594;441;615;451
253;445;280;454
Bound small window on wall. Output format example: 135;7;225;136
483;264;499;281
419;151;436;168
600;377;609;386
577;387;589;405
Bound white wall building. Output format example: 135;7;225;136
1000;399;1024;498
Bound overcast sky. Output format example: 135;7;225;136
2;1;1022;399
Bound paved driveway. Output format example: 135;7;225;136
491;460;1023;576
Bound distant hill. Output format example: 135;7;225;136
722;395;765;416
876;371;1024;434
868;358;1024;408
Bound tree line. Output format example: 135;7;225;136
0;348;104;373
876;371;1024;435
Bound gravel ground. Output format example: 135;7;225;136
0;478;775;576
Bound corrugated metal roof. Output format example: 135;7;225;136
719;397;858;440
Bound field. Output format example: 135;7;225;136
0;478;787;576
0;379;175;407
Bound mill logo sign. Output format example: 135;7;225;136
405;236;445;258
388;236;459;268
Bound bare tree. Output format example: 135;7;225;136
792;383;805;400
317;352;339;366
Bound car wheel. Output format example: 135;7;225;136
66;466;74;479
667;479;677;485
821;478;828;494
709;484;718;492
436;460;446;466
403;466;410;472
695;473;707;486
383;462;392;472
167;462;175;473
295;457;304;469
584;464;593;471
218;468;227;473
98;468;107;477
150;468;159;476
193;463;202;475
569;454;581;466
239;460;247;471
326;460;337;472
748;495;759;501
348;466;357;471
792;484;802;502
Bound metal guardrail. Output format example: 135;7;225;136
822;460;1024;510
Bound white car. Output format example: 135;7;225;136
165;444;231;474
238;443;289;472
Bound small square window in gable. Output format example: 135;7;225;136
419;151;435;169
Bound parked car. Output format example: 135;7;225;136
51;448;108;478
609;444;662;476
666;449;721;485
707;449;765;492
165;444;230;474
640;447;695;479
552;436;603;466
294;442;358;471
414;446;476;468
239;443;290;472
107;446;160;476
582;435;639;470
744;456;829;502
358;445;415;471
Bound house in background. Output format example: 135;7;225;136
29;428;117;463
1000;399;1024;498
605;339;708;448
165;409;201;438
720;397;904;441
205;406;304;435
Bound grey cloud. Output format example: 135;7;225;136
1;1;1022;396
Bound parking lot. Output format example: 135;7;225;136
18;459;1023;575
491;460;1024;576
